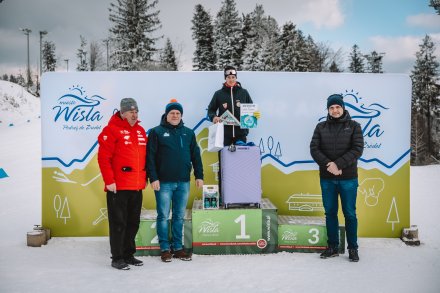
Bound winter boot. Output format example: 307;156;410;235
320;247;339;259
348;249;359;262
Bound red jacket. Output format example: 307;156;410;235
97;112;147;191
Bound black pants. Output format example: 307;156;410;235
106;190;143;261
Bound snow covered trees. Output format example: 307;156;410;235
76;35;88;71
108;0;161;70
213;0;243;69
42;41;57;72
191;2;344;73
191;4;216;71
411;35;440;164
348;44;365;73
365;51;385;73
430;0;440;14
160;38;178;70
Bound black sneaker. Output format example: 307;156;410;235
348;249;359;262
111;259;130;270
320;247;339;259
125;256;143;266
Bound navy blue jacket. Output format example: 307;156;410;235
146;115;203;183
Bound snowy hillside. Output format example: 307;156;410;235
0;80;40;127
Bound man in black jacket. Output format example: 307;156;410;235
147;99;204;262
310;94;364;262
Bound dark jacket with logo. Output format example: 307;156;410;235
207;82;253;143
146;115;203;183
310;111;364;179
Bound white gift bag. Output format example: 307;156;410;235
208;122;224;152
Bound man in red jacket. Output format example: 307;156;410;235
97;97;147;270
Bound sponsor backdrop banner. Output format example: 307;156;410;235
41;71;411;237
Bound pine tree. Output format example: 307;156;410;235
303;35;320;72
261;16;280;71
213;0;243;69
160;38;178;70
278;22;300;71
42;40;57;72
76;35;88;71
365;51;384;73
329;61;341;72
191;4;216;70
294;30;309;72
16;73;25;87
241;5;267;71
410;35;440;164
2;74;8;81
9;74;17;84
348;44;365;73
108;0;161;71
430;0;440;14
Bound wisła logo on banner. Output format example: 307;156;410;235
52;85;105;132
343;90;389;150
320;90;389;150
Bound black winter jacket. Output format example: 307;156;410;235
146;115;203;183
207;82;253;142
310;111;364;179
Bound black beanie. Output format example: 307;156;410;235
224;65;237;79
327;94;345;109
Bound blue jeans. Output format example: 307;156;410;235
154;181;190;252
320;178;359;250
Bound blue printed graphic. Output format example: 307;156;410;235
52;85;105;122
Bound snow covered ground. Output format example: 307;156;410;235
0;80;40;128
0;83;439;292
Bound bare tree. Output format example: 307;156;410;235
411;112;428;165
89;41;105;71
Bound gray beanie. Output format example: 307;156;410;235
120;98;138;113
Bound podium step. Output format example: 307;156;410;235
278;216;345;254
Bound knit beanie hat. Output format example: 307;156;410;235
165;98;183;115
327;94;345;109
120;98;138;113
224;65;237;79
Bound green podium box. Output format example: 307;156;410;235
192;198;278;255
135;209;192;256
277;216;345;254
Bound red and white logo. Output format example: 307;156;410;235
257;239;267;249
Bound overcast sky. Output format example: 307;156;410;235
0;0;439;75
